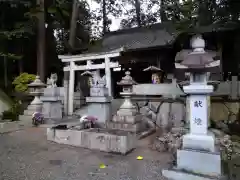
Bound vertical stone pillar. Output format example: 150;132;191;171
68;61;75;115
63;71;69;115
105;57;112;97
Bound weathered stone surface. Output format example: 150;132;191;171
90;87;108;97
137;101;148;108
106;121;146;133
148;102;162;113
211;102;240;122
112;114;142;124
140;106;150;116
156;102;185;129
42;101;62;119
47;128;136;154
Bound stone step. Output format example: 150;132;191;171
162;168;225;180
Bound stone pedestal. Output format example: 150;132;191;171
40;87;63;120
75;87;112;127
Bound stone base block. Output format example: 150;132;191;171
106;121;146;133
162;168;225;180
18;115;32;122
47;128;136;154
23;109;35;116
182;133;215;152
90;87;108;97
42;101;62;119
112;114;142;124
27;104;42;111
177;149;221;176
116;108;137;116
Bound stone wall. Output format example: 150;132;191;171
137;100;186;129
211;102;240;122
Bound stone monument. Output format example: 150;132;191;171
107;71;145;133
162;35;224;180
40;73;63;120
19;75;46;122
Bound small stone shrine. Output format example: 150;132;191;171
162;35;224;180
107;71;145;133
19;75;46;122
40;73;63;120
76;70;112;126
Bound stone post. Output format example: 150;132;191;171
63;71;69;115
105;57;112;97
68;61;75;115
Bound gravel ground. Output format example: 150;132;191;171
0;128;171;180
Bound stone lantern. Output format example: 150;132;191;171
109;71;143;133
28;75;46;112
162;35;223;180
117;71;137;112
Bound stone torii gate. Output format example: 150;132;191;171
58;48;122;115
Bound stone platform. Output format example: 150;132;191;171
47;127;136;155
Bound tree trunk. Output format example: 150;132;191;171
160;0;167;22
135;0;141;27
69;0;79;50
37;0;46;81
102;0;107;34
18;59;23;73
3;56;8;88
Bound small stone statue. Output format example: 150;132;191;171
89;70;106;88
47;73;58;88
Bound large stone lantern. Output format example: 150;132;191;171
28;75;46;112
162;35;223;180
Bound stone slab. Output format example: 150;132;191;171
177;149;221;176
106;121;146;133
112;114;142;124
133;84;185;96
86;96;112;103
47;128;136;154
162;169;224;180
90;87;108;97
40;96;59;101
43;87;59;96
182;133;215;152
0;120;32;133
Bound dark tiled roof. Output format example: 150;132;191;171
88;23;177;53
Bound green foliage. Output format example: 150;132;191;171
2;101;22;121
12;73;36;92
